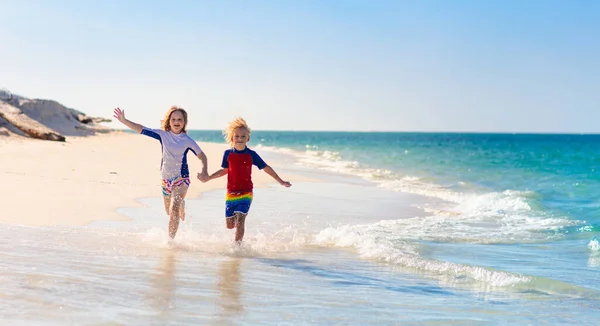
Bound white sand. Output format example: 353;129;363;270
0;132;309;226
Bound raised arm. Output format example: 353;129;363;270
113;107;143;133
263;166;292;187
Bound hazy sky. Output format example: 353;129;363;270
1;0;598;132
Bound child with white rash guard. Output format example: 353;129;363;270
113;106;209;238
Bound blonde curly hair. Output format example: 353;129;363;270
223;117;251;147
161;106;188;132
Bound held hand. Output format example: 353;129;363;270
280;181;292;187
197;172;209;183
112;107;126;123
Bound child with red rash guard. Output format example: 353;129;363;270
204;117;291;244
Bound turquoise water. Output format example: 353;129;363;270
190;130;600;318
191;131;600;232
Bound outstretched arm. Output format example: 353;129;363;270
207;168;228;181
196;152;209;182
263;166;292;187
113;107;143;133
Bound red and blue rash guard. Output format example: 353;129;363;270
221;147;267;193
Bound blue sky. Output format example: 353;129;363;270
1;0;598;132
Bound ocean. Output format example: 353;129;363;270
2;131;600;324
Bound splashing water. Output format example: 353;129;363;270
588;236;600;251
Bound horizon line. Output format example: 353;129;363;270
114;127;600;136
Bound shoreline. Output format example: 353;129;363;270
0;131;315;227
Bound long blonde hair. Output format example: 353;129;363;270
223;117;251;147
161;106;188;133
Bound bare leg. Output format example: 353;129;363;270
163;196;171;215
234;213;247;243
168;185;188;239
180;199;185;221
165;195;185;220
226;217;235;229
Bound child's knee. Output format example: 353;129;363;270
169;203;182;215
235;213;246;228
226;218;235;229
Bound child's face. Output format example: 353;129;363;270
232;128;250;149
170;111;186;133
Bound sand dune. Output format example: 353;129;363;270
0;89;110;141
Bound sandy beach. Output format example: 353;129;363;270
0;131;303;226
